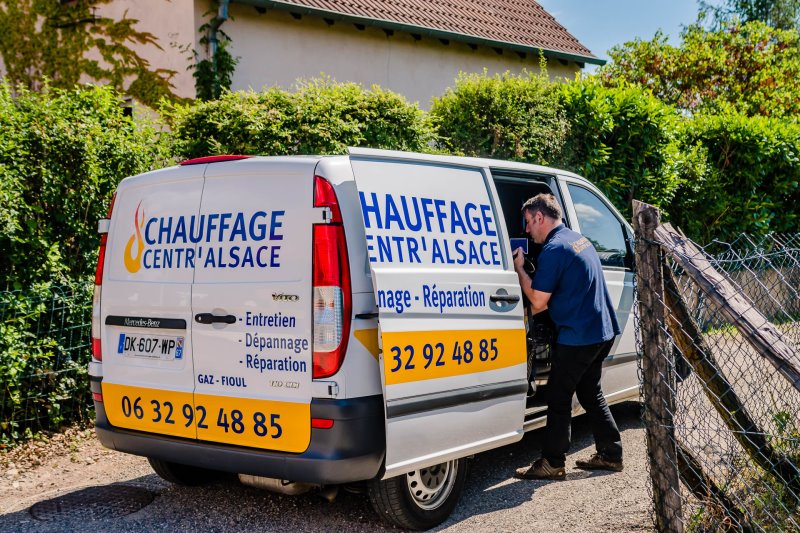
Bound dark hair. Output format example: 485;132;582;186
521;193;562;221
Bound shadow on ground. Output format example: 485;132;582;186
0;402;643;533
437;401;643;530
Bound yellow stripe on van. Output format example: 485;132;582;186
354;328;380;359
194;392;310;452
103;383;197;440
102;382;311;452
382;329;526;385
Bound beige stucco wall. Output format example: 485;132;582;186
95;0;203;100
224;5;579;108
0;1;582;107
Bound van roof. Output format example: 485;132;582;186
346;147;586;181
124;150;587;185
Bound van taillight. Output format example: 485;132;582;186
92;193;116;362
312;176;351;379
94;233;108;286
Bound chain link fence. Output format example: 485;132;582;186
0;283;93;447
634;200;800;532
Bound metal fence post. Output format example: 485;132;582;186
633;200;683;532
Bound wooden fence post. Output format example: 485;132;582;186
676;444;752;532
633;200;683;533
662;264;799;486
654;222;800;393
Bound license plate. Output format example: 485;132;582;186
116;333;184;360
101;383;311;452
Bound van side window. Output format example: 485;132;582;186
491;175;567;277
567;185;629;269
491;177;563;240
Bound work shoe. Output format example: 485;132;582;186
575;453;624;472
514;458;566;480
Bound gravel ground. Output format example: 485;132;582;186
0;402;652;532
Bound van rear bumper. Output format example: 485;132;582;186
93;388;385;485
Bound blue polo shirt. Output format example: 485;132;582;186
532;225;621;346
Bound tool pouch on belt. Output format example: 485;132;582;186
526;309;555;395
529;309;556;348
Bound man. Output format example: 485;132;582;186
512;193;623;480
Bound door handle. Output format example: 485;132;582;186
490;293;520;303
195;313;237;325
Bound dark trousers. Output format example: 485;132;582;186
541;339;623;467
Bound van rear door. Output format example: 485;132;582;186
190;159;317;453
101;166;204;440
350;150;528;478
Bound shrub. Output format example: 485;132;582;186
555;78;702;220
669;110;800;242
429;72;698;221
429;70;568;164
0;283;92;446
0;81;170;289
164;77;437;159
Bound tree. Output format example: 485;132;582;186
599;21;800;118
0;0;179;107
700;0;800;30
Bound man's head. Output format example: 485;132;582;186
521;194;562;243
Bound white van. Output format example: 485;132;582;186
90;148;638;530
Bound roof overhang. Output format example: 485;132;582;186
231;0;605;66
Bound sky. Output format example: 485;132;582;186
537;0;703;70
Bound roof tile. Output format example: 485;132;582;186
272;0;596;59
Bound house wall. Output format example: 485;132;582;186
95;0;203;100
0;2;199;99
2;1;583;107
224;4;580;108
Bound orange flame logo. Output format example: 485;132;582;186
124;201;145;273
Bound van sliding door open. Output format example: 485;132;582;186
350;150;528;478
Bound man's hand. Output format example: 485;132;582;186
513;247;525;271
514;247;551;315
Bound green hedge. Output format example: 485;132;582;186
670;111;800;242
0;82;169;290
429;70;568;164
429;74;701;221
554;78;700;220
1;77;798;283
4;74;798;287
430;73;798;237
165;78;437;159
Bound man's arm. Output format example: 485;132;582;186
513;248;552;315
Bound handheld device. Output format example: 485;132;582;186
510;237;529;255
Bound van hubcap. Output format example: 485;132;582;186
405;459;458;510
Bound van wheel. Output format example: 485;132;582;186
147;457;224;486
367;458;468;530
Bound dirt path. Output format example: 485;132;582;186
1;402;653;532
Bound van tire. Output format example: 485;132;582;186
367;458;468;530
147;457;224;486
